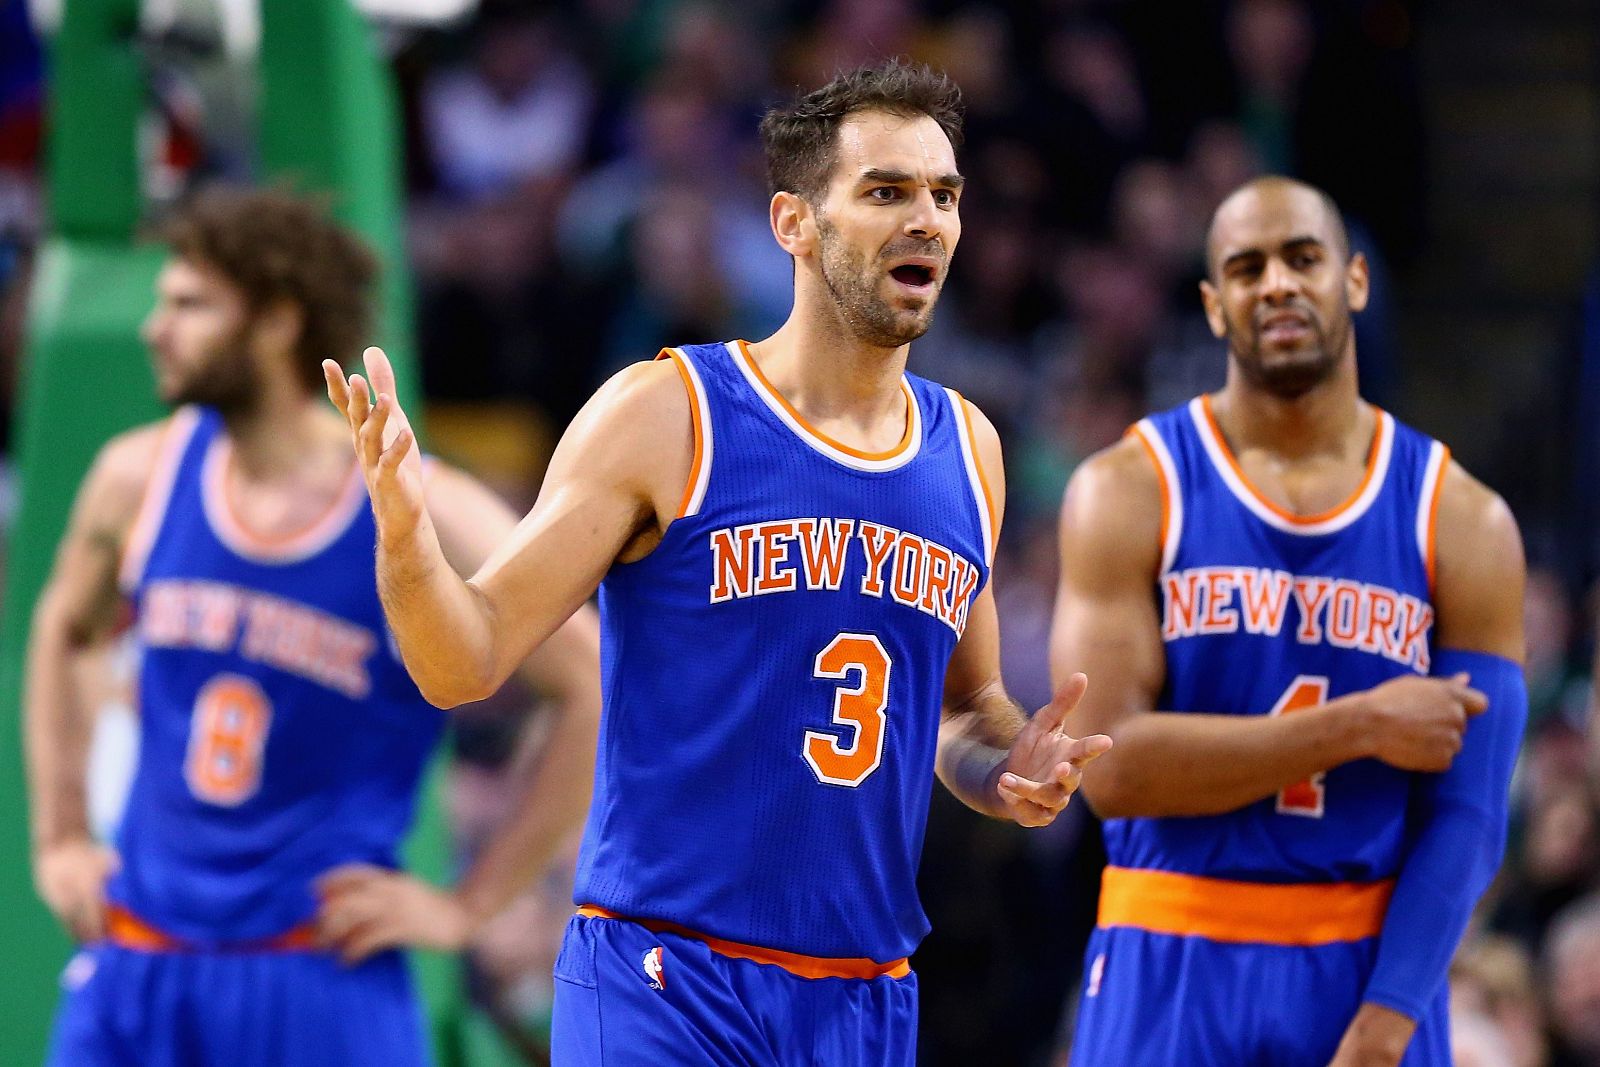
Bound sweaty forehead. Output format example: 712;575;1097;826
833;111;956;180
1210;185;1339;261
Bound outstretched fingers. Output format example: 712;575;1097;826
323;360;351;413
1036;672;1089;734
363;347;400;401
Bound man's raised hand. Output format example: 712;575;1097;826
324;347;426;541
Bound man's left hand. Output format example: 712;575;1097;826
995;672;1112;827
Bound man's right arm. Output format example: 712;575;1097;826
25;425;161;939
1048;437;1480;820
327;348;691;709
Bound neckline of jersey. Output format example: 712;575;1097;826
1191;394;1394;536
200;432;368;563
729;339;922;472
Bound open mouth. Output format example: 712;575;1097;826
889;264;936;289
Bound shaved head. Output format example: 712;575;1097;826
1205;176;1349;280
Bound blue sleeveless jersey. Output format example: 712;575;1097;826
574;340;993;963
110;407;443;941
1115;396;1450;884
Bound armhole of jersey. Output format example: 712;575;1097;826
1126;419;1183;575
946;389;997;568
1415;441;1450;594
118;406;202;594
655;347;713;519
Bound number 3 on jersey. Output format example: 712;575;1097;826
804;633;892;787
1269;675;1330;817
186;674;273;806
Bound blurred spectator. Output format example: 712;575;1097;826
1544;893;1600;1067
1226;0;1313;174
1494;780;1600;958
421;10;594;202
1452;935;1550;1067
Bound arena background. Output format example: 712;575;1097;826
0;0;1596;1064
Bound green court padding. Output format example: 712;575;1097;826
0;1;449;1062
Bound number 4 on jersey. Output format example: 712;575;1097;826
1269;675;1330;818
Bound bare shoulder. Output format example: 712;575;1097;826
1432;458;1524;659
563;359;690;471
76;418;176;531
1058;435;1164;588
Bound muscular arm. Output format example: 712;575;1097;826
428;465;603;931
938;403;1107;824
331;353;690;708
24;424;162;937
1338;465;1526;1064
1049;437;1395;820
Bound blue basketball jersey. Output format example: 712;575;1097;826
110;407;443;942
1113;396;1450;884
574;340;994;964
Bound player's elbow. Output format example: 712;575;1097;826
413;668;497;711
1077;762;1141;820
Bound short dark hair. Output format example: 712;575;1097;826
1205;175;1351;280
161;186;379;390
760;59;964;203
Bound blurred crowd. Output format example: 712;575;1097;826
2;0;1600;1064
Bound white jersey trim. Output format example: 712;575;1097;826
1188;397;1394;537
1415;440;1449;591
1130;419;1184;575
727;341;922;473
946;388;995;567
200;435;368;564
118;407;203;593
661;347;714;518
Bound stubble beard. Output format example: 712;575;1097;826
1226;303;1353;400
815;215;939;350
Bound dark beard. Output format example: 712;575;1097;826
816;215;940;349
1225;304;1352;399
162;324;263;417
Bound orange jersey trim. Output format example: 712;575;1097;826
733;339;916;462
956;393;999;556
207;439;366;554
1424;446;1451;592
1097;866;1393;946
655;348;707;518
106;905;319;954
576;905;912;980
1126;425;1170;558
119;408;202;590
1198;394;1384;527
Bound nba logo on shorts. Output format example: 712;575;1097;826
1085;952;1106;998
642;946;666;991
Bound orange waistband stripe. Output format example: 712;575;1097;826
106;905;320;954
1097;866;1394;947
576;905;911;980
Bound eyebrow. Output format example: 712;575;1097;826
859;167;966;190
1219;234;1327;271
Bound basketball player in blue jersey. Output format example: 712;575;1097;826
1050;176;1527;1067
326;61;1112;1066
24;188;603;1066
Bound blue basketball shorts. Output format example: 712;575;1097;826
550;912;918;1066
1068;925;1450;1067
46;942;429;1067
